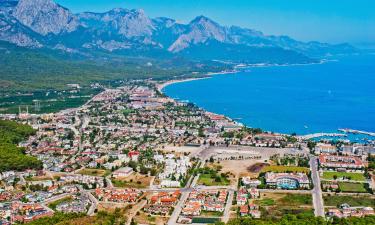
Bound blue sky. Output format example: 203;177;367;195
56;0;375;45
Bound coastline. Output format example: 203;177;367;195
157;70;239;93
157;77;212;94
158;65;375;143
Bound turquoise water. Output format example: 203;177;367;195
163;54;375;138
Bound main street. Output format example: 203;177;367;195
310;155;325;217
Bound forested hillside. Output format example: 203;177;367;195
0;119;42;172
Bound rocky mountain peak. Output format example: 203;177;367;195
12;0;80;35
168;15;227;52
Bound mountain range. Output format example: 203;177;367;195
0;0;357;65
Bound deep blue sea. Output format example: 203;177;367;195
163;54;375;138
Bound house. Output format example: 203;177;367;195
128;151;140;161
250;209;261;218
240;205;249;216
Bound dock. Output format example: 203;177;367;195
298;133;347;140
338;128;375;137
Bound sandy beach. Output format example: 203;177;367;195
157;70;239;93
156;77;211;93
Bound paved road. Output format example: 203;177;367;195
85;191;99;216
310;156;325;217
105;175;114;188
167;158;207;225
222;190;234;223
43;193;71;204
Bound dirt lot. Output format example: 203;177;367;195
134;211;169;225
112;173;154;188
210;159;266;181
158;145;202;156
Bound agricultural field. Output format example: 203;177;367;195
261;165;310;174
322;172;366;181
323;195;375;208
338;182;368;193
77;168;111;177
0;88;101;114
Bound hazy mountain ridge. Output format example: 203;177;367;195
0;0;357;63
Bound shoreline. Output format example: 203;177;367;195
156;70;238;93
157;70;375;143
157;77;212;94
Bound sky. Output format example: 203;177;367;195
56;0;375;46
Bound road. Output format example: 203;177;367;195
85;191;99;216
43;193;71;204
310;156;325;217
105;175;114;188
126;200;147;225
222;190;234;223
167;157;207;225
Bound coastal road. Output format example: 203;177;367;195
310;156;325;217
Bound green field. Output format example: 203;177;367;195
339;182;368;193
322;172;366;181
257;193;313;219
111;179;147;188
201;210;223;217
261;165;310;174
323;195;375;207
197;173;230;186
77;169;111;177
48;196;73;210
254;198;275;206
192;217;220;223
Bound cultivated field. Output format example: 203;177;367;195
323;195;375;208
322;172;366;181
338;182;368;193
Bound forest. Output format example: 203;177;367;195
0;120;42;172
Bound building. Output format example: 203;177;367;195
314;143;337;154
319;155;364;170
112;167;133;178
265;172;310;189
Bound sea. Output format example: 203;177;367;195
163;54;375;142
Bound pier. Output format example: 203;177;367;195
338;128;375;137
298;133;347;140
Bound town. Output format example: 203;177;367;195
1;80;375;225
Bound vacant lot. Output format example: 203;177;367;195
198;173;230;186
48;196;73;210
216;159;263;177
261;165;310;174
323;195;375;207
77;168;111;177
322;172;366;181
339;182;368;193
112;173;153;188
255;193;313;219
